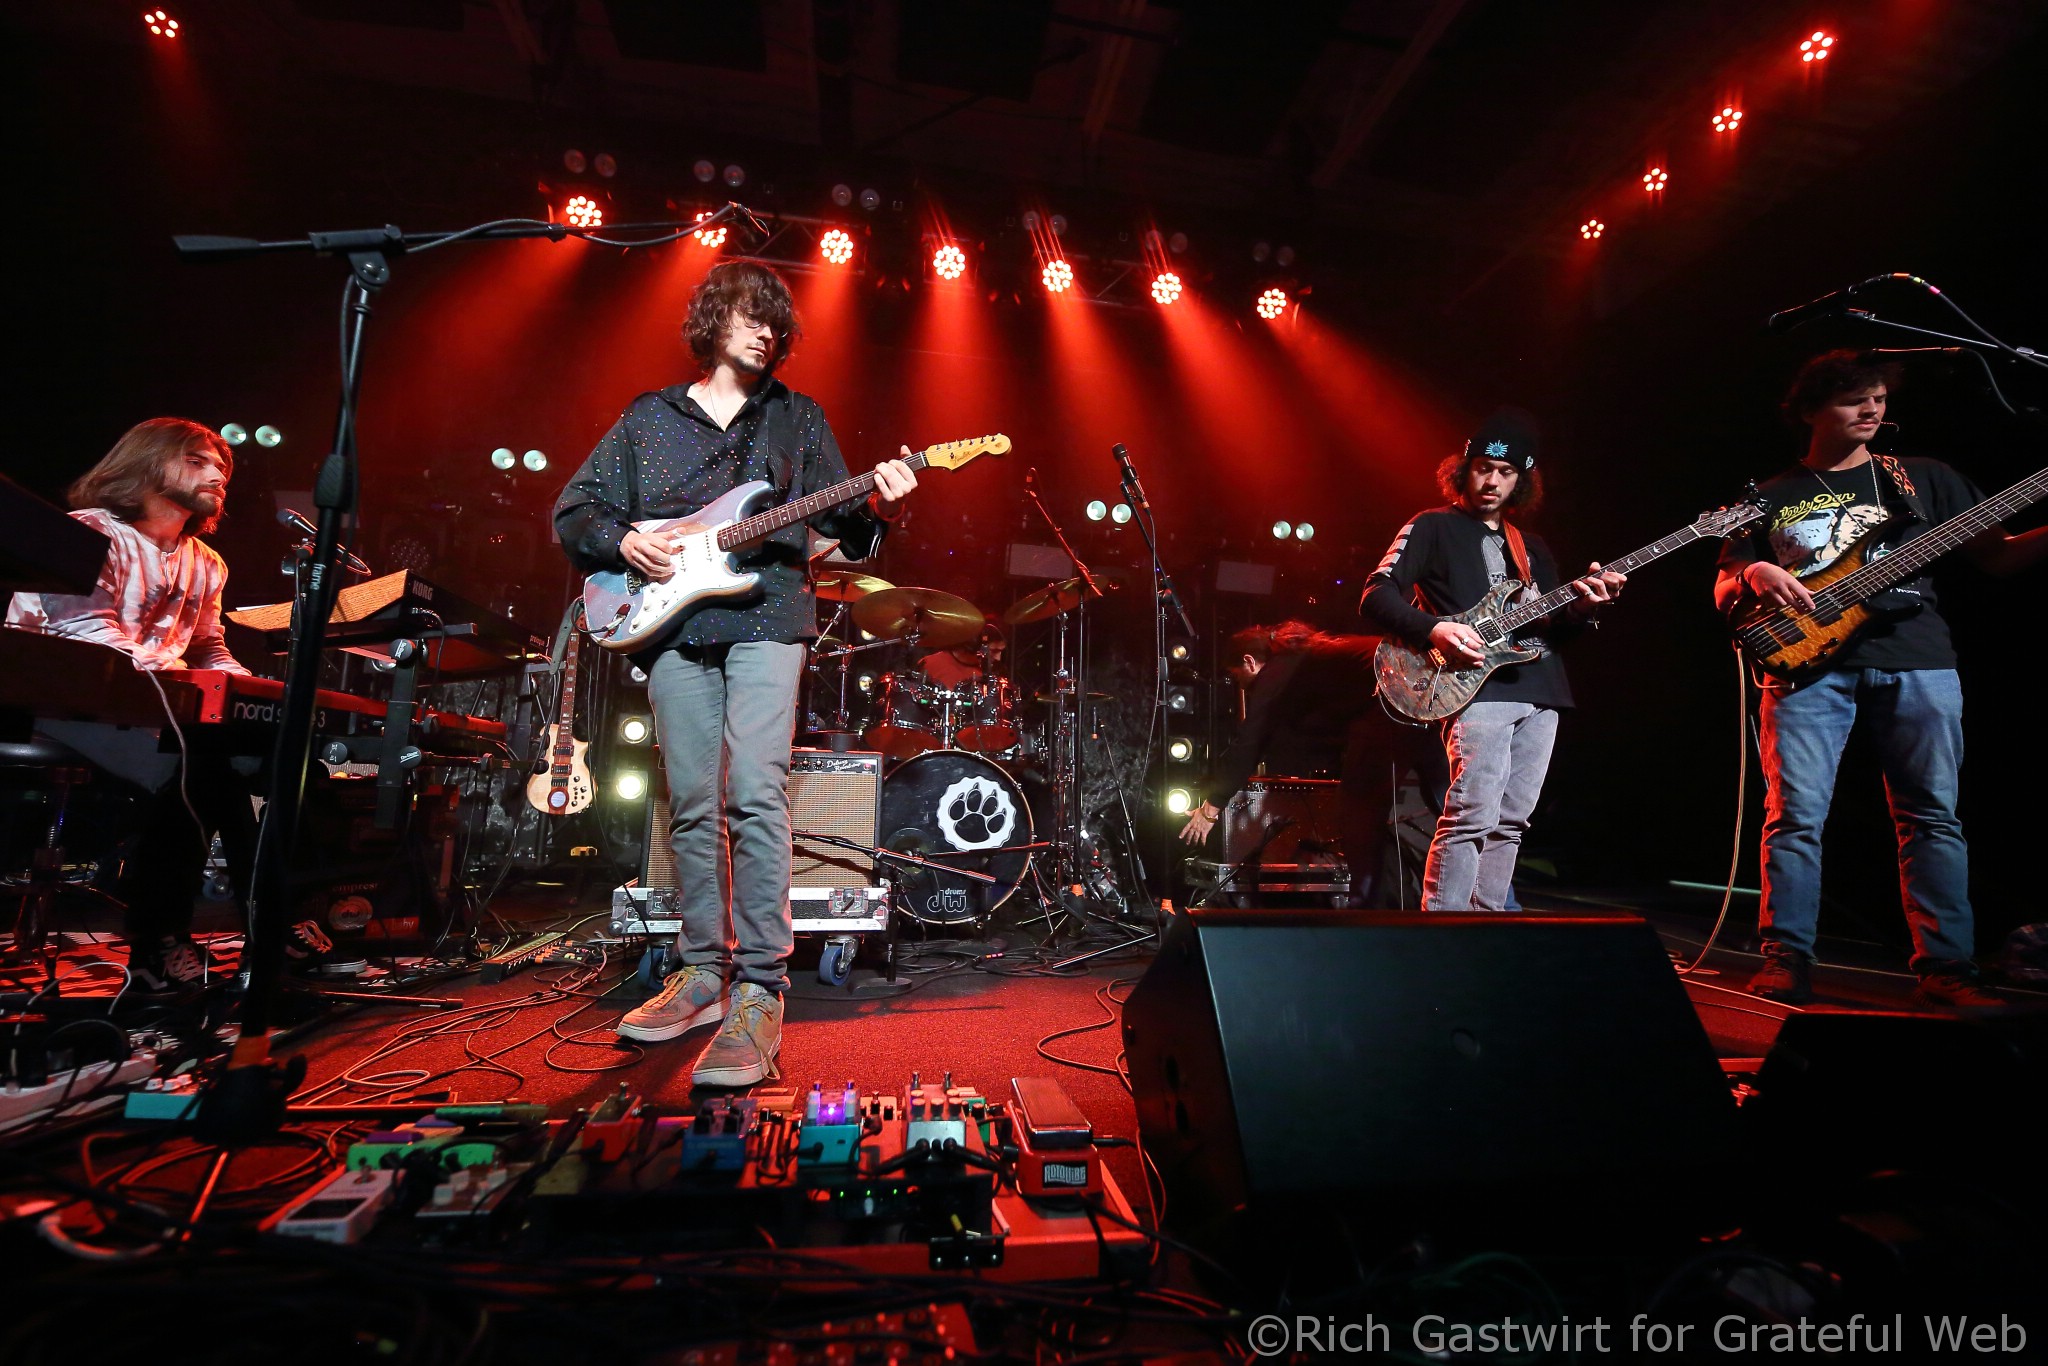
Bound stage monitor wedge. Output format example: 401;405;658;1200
1121;909;1741;1261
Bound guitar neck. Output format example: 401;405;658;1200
553;638;578;751
714;451;931;551
1493;524;1711;633
1825;464;2048;604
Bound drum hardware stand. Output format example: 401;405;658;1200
1019;474;1105;928
172;202;762;1143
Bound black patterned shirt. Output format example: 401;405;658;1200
553;378;887;649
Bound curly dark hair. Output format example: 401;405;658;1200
1435;451;1543;514
68;418;233;536
682;262;801;374
1782;349;1901;426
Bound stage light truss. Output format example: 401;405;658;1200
718;212;868;277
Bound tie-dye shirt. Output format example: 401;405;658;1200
5;507;247;673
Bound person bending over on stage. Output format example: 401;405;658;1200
1358;410;1624;913
555;261;919;1084
5;417;258;991
1177;621;1438;905
1713;350;2048;1008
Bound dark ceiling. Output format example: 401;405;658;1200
17;0;2045;322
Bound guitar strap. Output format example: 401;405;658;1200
1872;452;1928;522
1500;519;1535;587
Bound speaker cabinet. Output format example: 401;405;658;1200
642;748;881;890
1121;909;1739;1262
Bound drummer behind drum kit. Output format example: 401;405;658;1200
804;565;1115;931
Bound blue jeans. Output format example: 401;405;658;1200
1757;667;1973;970
1425;702;1558;912
646;640;806;992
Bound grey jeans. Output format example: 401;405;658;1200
647;640;806;991
1424;701;1559;912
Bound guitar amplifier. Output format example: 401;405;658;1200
1188;775;1350;903
615;748;888;935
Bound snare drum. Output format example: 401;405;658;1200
952;676;1020;754
879;750;1035;925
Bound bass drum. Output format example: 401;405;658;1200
879;750;1034;926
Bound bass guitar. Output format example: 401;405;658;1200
1734;464;2048;685
1376;498;1766;723
584;435;1010;653
525;629;593;815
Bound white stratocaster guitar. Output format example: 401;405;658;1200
525;630;593;815
583;434;1010;652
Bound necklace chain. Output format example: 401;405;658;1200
1810;456;1882;508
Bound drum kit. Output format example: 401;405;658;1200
804;563;1117;932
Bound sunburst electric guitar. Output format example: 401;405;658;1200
1376;498;1767;723
583;434;1011;653
525;630;593;815
1733;464;2048;686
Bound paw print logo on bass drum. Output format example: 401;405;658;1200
935;776;1018;851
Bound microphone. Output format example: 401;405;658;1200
1765;273;1919;334
728;201;770;239
1110;442;1149;511
277;507;372;576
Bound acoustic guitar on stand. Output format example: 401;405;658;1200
525;628;593;815
1733;464;2048;686
583;435;1010;653
1376;498;1767;723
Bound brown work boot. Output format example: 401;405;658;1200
1913;963;2004;1010
1746;942;1814;1005
691;982;783;1087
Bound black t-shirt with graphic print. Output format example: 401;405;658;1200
1716;455;1985;672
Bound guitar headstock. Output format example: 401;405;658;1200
921;434;1011;470
1692;492;1768;540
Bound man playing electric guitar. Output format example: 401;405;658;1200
554;261;919;1080
1359;410;1624;913
1713;350;2048;1008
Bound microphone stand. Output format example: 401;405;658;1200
175;203;761;1144
1110;443;1193;912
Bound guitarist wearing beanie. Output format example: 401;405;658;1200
1360;411;1624;912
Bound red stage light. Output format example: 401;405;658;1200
1712;106;1744;133
1799;30;1835;62
693;212;728;249
1642;166;1669;192
144;9;179;37
932;243;967;280
564;196;602;229
819;228;855;265
1041;259;1074;294
1580;219;1605;240
1150;272;1183;305
1255;287;1289;320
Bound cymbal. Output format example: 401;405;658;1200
852;586;986;648
812;567;894;602
1034;690;1113;704
1004;575;1117;626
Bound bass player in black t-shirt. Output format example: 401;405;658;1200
1713;350;2048;1008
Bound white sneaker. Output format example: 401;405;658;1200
690;983;783;1087
617;965;726;1042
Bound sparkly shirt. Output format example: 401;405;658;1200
553;379;887;649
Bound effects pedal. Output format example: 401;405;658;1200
1009;1076;1100;1197
263;1167;399;1244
